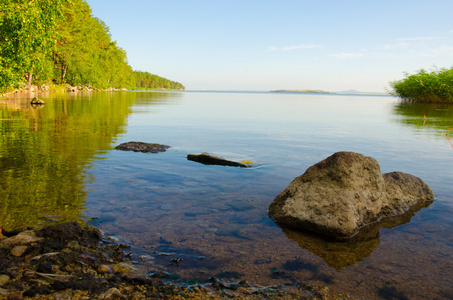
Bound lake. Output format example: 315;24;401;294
1;91;452;299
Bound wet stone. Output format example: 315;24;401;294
97;264;113;274
10;245;27;257
99;287;124;300
112;262;137;276
0;275;10;286
30;97;45;105
187;152;251;167
114;142;170;153
0;230;42;248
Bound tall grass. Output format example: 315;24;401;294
390;67;453;103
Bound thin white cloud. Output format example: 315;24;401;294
330;52;365;58
381;42;409;50
432;45;453;53
398;36;445;41
269;44;322;51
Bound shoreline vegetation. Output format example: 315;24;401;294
0;0;184;94
390;67;453;103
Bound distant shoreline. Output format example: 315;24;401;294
271;89;390;96
183;89;391;96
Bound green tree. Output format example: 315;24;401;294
133;71;185;90
53;1;134;89
1;0;183;92
0;0;65;91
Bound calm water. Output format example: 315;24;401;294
1;91;453;299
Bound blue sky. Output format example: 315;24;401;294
87;0;453;92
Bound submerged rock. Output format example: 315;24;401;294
114;141;170;153
269;151;434;240
187;152;251;167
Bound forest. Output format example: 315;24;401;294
0;0;184;92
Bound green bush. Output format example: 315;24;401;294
390;67;453;103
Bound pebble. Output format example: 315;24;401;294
138;254;153;261
7;291;23;299
10;245;27;257
99;287;125;299
97;264;113;274
0;231;42;248
111;263;137;276
0;275;10;286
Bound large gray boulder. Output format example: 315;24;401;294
269;152;434;240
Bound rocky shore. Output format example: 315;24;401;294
0;222;351;299
1;83;126;98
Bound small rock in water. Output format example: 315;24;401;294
111;262;137;276
114;141;170;153
187;152;251;167
30;97;44;105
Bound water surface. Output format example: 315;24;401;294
1;91;452;299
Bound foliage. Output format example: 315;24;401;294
133;71;185;90
0;0;65;88
0;0;184;92
53;1;135;89
390;67;453;103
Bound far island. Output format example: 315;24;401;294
271;89;389;96
271;89;333;94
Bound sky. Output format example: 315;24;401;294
86;0;453;92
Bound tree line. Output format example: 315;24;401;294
0;0;184;92
133;71;184;90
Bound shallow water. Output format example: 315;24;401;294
1;91;452;299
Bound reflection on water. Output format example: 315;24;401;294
1;91;453;299
393;102;453;134
0;92;141;229
283;200;433;270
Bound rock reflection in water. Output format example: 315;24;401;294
282;200;432;270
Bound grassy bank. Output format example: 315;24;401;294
390;67;453;103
